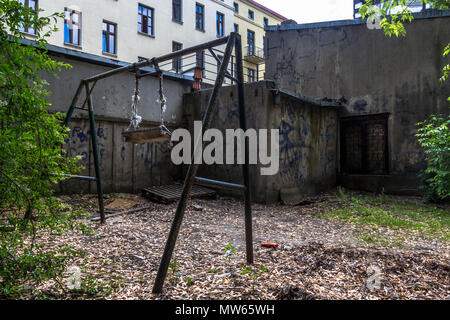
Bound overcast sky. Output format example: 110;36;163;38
256;0;354;23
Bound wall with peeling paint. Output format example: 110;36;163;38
267;94;338;203
43;55;191;194
46;56;189;125
183;81;339;203
265;15;450;194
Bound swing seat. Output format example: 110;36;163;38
122;125;171;144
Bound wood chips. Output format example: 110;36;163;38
33;193;449;300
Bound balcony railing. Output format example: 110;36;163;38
244;45;264;62
170;47;265;86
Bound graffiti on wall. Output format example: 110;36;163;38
275;100;337;188
63;120;176;193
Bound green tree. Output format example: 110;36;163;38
360;0;450;200
0;0;84;297
360;0;450;36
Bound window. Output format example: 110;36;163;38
233;2;239;13
216;12;224;37
248;10;254;20
263;17;269;27
248;68;255;82
138;4;154;36
172;42;183;73
64;8;81;46
340;114;389;175
18;0;38;35
196;50;205;69
247;30;255;55
195;3;204;31
234;23;239;33
173;0;182;22
102;21;117;55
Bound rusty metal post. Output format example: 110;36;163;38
83;37;230;84
256;63;259;81
85;82;106;224
63;81;84;126
235;34;254;264
152;33;237;294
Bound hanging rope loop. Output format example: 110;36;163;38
157;71;167;126
128;74;142;130
122;62;171;144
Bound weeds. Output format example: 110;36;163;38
222;242;238;263
68;273;125;297
240;265;269;291
317;188;449;246
168;260;195;287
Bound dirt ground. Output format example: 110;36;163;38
37;191;449;300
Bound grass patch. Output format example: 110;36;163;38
316;189;450;246
358;230;407;248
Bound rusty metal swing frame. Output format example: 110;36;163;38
62;33;253;293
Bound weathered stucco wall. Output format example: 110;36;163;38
46;56;188;125
184;80;339;203
43;54;191;194
265;14;450;193
267;94;338;203
184;81;271;203
56;118;177;194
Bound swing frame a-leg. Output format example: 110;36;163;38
62;33;253;293
152;33;253;294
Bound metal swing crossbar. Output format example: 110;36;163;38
62;33;254;294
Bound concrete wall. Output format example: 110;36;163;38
183;80;339;203
47;56;188;124
267;93;339;203
44;54;191;194
265;14;450;193
184;81;270;203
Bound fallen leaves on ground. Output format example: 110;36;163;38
32;192;449;300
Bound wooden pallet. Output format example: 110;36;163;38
142;184;216;204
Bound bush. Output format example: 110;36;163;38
416;114;450;200
0;0;83;298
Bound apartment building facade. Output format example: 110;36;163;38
232;0;287;82
19;0;234;75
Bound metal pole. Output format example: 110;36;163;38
231;56;235;84
84;36;230;83
194;177;246;192
63;81;84;126
78;80;99;111
207;48;237;82
235;34;254;264
85;83;106;224
50;173;97;181
152;33;237;294
257;63;259;82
